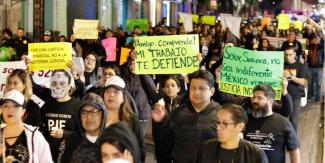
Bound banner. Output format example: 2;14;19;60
120;48;132;65
126;18;148;33
178;12;193;33
264;37;307;49
28;42;72;71
134;34;199;74
219;46;284;100
73;19;99;39
277;14;291;30
201;16;216;26
102;38;117;61
220;15;241;38
0;47;16;61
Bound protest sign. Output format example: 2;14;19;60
0;47;16;61
102;38;117;61
126;18;148;33
72;57;85;73
261;17;271;27
219;46;284;100
73;19;99;39
220;15;241;38
178;12;193;33
277;14;291;30
192;14;199;24
201;16;215;25
134;34;199;74
293;20;303;31
28;42;72;71
120;48;132;65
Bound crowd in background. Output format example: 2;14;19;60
0;12;323;163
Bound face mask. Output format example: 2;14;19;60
50;72;70;99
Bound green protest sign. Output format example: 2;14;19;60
219;46;284;99
126;18;148;33
134;34;200;74
0;47;16;61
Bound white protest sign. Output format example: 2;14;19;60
179;12;193;33
220;15;241;38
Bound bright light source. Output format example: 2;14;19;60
272;1;275;4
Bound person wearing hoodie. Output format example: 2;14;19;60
98;122;140;163
152;70;221;163
0;90;53;163
67;93;107;163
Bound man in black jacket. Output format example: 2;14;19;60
13;27;32;60
152;70;221;163
196;104;269;163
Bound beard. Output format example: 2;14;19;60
251;103;270;118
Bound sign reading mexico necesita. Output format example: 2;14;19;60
134;34;200;74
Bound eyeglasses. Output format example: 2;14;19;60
85;57;96;63
215;120;236;129
80;109;100;118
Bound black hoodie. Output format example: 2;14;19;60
98;122;141;163
64;93;107;163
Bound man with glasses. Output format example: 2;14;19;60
65;93;107;163
196;104;268;163
283;47;307;132
152;70;221;163
244;84;300;163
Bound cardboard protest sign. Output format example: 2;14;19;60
293;20;303;31
178;12;193;33
126;18;148;33
219;46;284;100
192;14;199;24
73;19;99;39
277;14;291;30
101;38;117;61
134;34;199;74
201;16;215;25
0;47;16;61
120;47;132;65
28;42;72;71
220;15;241;38
261;17;271;27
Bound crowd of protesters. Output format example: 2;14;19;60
0;11;323;163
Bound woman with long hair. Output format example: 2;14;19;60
100;76;145;162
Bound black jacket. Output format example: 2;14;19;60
152;95;183;163
68;94;108;163
121;67;158;120
196;139;269;163
158;100;221;163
